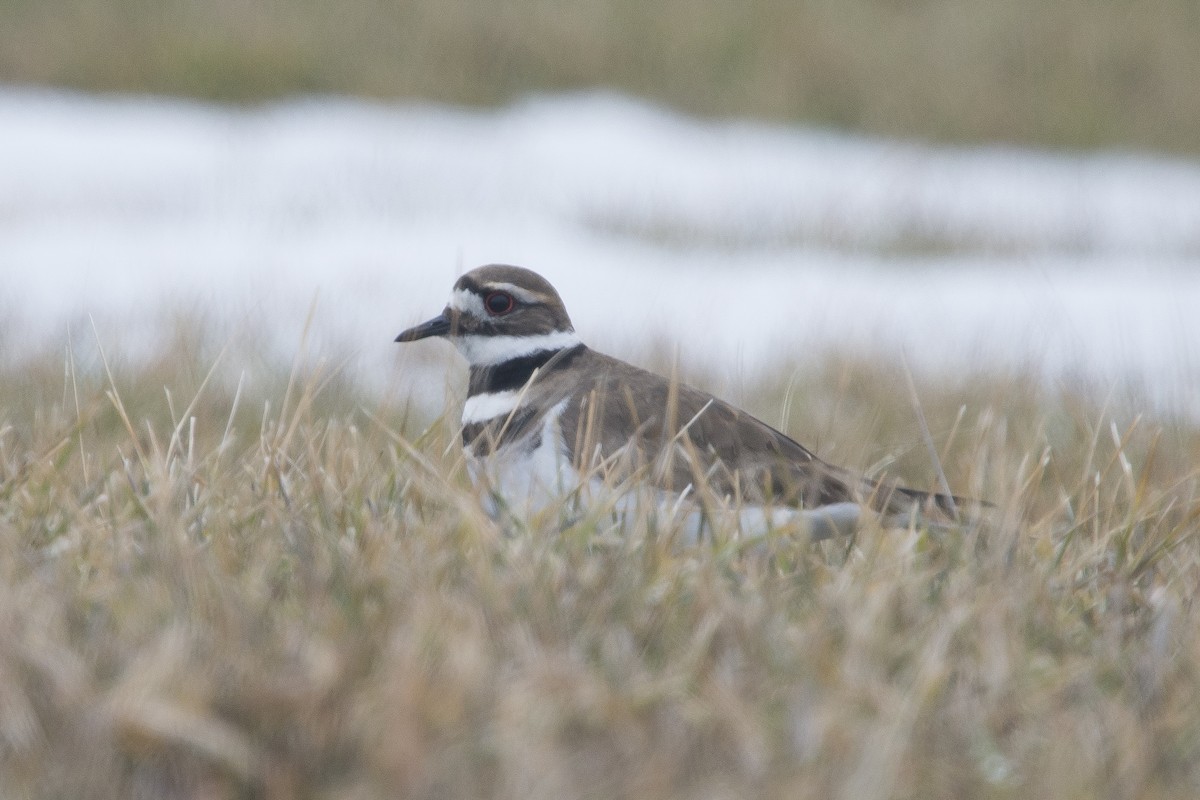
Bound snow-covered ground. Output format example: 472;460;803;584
1;88;1198;414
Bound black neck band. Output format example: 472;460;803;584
467;344;584;395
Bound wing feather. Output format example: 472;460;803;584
557;349;864;508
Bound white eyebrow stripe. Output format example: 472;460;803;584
482;282;540;304
462;390;522;425
454;330;582;366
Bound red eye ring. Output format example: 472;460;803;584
484;291;515;316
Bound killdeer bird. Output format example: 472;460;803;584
396;264;966;540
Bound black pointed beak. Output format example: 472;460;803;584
395;311;453;342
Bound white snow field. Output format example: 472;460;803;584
1;88;1198;414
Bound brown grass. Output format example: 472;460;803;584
0;334;1198;799
2;0;1199;152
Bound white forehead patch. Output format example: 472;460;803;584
449;283;542;318
449;288;486;317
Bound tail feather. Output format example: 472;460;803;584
874;481;991;526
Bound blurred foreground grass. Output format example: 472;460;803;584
1;335;1198;798
2;0;1199;152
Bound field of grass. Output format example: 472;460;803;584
1;333;1198;799
2;0;1199;153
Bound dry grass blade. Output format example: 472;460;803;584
0;337;1197;799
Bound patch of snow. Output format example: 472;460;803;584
0;88;1197;416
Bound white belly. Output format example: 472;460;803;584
465;401;862;542
466;400;584;523
599;487;862;544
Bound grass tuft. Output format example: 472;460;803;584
0;335;1198;798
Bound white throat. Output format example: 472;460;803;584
453;329;582;367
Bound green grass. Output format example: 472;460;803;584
1;334;1198;798
2;0;1200;153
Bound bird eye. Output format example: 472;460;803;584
484;291;515;316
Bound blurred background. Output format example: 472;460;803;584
2;0;1198;412
6;0;1200;151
